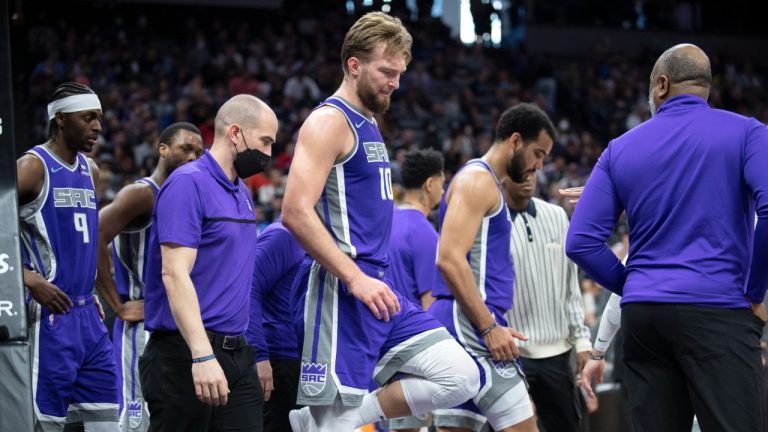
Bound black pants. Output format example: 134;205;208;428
520;350;581;432
622;303;767;432
263;358;300;432
139;331;264;432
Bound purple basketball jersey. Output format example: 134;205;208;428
20;145;118;425
20;145;98;297
314;97;393;268
432;159;516;311
112;177;159;300
388;208;439;306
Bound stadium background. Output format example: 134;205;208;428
2;0;768;430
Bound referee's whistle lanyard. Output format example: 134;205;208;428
520;213;534;242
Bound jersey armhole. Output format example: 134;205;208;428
19;151;50;220
320;104;359;167
82;154;97;191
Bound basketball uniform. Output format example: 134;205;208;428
19;145;118;431
292;97;452;407
111;177;158;432
430;159;527;431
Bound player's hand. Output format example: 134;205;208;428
575;350;590;374
24;270;73;314
751;302;768;323
347;273;400;321
483;325;526;362
256;360;274;402
581;355;606;399
559;187;584;203
118;300;145;322
192;358;230;406
94;296;106;321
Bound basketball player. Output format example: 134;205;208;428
431;103;555;432
385;148;445;432
18;82;119;431
283;12;479;432
94;122;203;431
246;218;306;432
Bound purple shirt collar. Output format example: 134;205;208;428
656;94;708;115
200;150;240;192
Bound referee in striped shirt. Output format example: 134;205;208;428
504;173;591;432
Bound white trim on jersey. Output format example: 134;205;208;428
33;211;58;282
433;408;488;423
31;303;48;424
372;327;445;377
68;402;120;411
477;219;489;300
135;230;147;300
335;165;357;258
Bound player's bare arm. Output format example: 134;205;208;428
283;106;399;320
95;182;155;321
420;291;435;310
437;167;526;361
17;153;45;206
17;153;73;314
161;243;229;407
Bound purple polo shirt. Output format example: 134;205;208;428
387;208;439;306
566;95;768;308
144;150;258;334
246;220;305;362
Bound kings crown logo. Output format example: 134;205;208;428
301;362;328;396
127;400;143;429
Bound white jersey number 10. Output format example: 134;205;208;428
379;167;393;201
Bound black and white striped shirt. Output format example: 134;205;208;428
506;197;592;359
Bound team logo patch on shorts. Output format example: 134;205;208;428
127;400;143;429
492;360;518;379
301;362;328;396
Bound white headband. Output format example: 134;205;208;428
47;94;102;120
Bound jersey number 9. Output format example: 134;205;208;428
74;212;90;243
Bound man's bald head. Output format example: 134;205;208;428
214;94;274;139
648;44;712;115
651;44;712;88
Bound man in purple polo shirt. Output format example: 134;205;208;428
388;148;444;310
385;148;444;432
139;94;278;431
246;219;305;432
566;44;768;432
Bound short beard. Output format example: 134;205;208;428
357;75;389;114
506;147;529;183
648;93;657;116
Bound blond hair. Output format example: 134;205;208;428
341;12;413;76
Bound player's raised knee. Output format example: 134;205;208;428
433;342;480;407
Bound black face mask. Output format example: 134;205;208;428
234;132;271;178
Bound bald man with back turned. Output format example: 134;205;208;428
140;94;278;431
566;44;768;432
